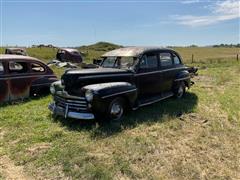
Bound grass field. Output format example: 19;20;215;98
0;44;240;179
1;43;239;64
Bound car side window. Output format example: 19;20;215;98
173;54;181;65
31;63;45;73
159;53;172;67
139;54;158;69
9;61;28;73
0;62;4;74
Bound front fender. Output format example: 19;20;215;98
82;82;138;107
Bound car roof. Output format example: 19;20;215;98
60;48;79;53
6;48;26;50
0;54;40;62
102;46;173;57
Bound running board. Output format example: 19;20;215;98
133;92;174;110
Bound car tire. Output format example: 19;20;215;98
107;97;125;124
174;81;186;99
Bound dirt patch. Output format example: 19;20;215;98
0;128;5;140
179;113;209;124
26;143;51;156
0;155;32;180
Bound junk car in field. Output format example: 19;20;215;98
56;48;83;63
5;48;27;56
0;55;58;103
49;47;197;122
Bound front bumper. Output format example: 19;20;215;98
48;102;95;120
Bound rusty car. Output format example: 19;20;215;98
56;48;83;63
49;47;197;122
0;55;58;103
5;48;27;56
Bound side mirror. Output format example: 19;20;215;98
93;59;102;65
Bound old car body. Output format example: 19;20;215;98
0;55;58;103
49;47;197;121
56;48;83;63
5;48;27;56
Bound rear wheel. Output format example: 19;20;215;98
174;81;186;98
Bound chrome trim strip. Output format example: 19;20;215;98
49;103;94;120
55;96;87;104
0;74;54;80
135;67;186;76
56;91;86;100
174;77;190;81
102;88;137;99
78;73;132;80
31;82;52;87
137;93;174;108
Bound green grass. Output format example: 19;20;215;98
1;43;239;64
0;61;239;179
0;44;240;179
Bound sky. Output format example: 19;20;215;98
0;0;239;47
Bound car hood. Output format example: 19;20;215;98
62;68;134;96
66;67;132;76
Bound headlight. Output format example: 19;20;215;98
50;84;56;94
85;90;93;102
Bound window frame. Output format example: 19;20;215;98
8;61;29;74
30;62;46;74
0;61;5;75
138;52;159;72
172;52;182;65
159;51;174;68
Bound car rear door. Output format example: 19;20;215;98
7;60;32;101
158;51;175;92
0;61;9;103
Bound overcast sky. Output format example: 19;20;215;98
0;0;239;47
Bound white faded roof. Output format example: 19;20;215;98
61;48;79;53
102;46;169;57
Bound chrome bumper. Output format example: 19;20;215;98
48;102;95;120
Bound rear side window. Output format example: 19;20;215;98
0;62;4;74
160;53;172;67
173;54;181;65
31;63;45;73
9;61;28;73
140;54;158;69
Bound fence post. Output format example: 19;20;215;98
191;54;194;63
237;54;239;62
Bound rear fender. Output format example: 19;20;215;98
174;70;191;88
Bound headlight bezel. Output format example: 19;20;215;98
85;89;94;102
50;84;56;94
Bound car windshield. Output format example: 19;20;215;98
101;56;137;70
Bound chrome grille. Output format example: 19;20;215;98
54;95;88;112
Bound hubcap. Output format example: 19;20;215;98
177;86;184;97
110;102;123;119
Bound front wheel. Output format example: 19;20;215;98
174;81;186;99
107;97;125;123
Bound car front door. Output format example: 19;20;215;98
0;61;9;103
136;52;161;97
7;60;32;101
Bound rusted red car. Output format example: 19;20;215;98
0;55;58;103
56;48;83;63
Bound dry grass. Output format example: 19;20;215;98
0;61;239;179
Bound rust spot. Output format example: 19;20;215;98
0;80;8;102
9;78;33;95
